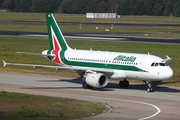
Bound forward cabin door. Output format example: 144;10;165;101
138;57;146;69
137;57;149;79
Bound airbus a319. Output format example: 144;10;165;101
3;13;173;92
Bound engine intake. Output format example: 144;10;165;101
85;73;108;88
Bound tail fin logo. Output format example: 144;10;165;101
51;26;61;50
51;27;63;64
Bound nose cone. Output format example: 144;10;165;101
164;67;173;79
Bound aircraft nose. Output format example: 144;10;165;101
164;68;173;79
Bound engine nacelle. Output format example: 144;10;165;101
85;73;108;88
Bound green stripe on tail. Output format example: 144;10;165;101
46;13;71;51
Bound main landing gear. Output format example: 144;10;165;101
119;79;129;88
146;81;154;92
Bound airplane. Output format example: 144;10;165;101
2;13;173;92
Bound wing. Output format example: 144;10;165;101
2;60;114;74
2;60;67;70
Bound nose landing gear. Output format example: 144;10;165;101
147;81;154;92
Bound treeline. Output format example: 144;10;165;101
0;0;62;12
1;0;180;17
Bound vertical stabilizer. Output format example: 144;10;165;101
46;13;71;51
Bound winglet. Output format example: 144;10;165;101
2;60;7;67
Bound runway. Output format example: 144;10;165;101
0;72;180;120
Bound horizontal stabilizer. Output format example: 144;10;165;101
17;52;54;57
2;60;7;67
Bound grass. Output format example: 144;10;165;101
1;12;180;39
0;36;180;86
0;91;104;120
0;24;180;38
1;24;180;33
1;12;180;24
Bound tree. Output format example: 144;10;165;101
42;0;61;13
86;0;99;13
163;0;176;16
72;0;87;14
108;0;121;14
174;0;180;17
118;0;128;14
127;0;137;15
96;1;108;13
3;0;15;11
59;0;73;13
153;0;164;15
51;0;62;13
0;0;4;9
31;0;42;12
14;0;20;12
143;0;155;15
133;0;145;15
19;0;32;12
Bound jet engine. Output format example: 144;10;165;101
85;73;108;88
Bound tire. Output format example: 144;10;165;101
119;81;124;88
124;81;129;88
147;88;153;92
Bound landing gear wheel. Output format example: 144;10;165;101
82;82;92;89
124;81;129;88
147;88;153;92
119;80;129;88
119;81;124;88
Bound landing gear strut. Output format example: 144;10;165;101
146;81;154;92
119;79;129;88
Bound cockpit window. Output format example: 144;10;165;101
165;63;169;66
159;63;166;66
151;63;155;66
155;63;159;66
151;62;168;67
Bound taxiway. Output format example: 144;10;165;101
0;72;180;120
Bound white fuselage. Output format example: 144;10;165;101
54;49;173;81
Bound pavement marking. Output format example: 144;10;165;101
58;93;161;120
0;87;161;120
